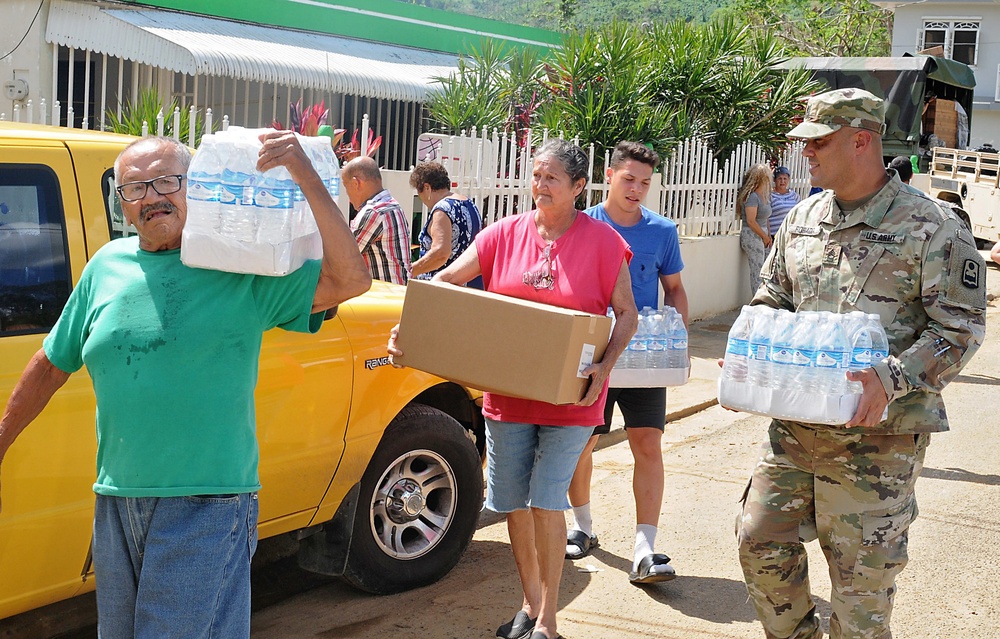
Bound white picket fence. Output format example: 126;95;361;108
4;100;811;238
415;127;811;236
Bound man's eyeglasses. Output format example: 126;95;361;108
116;175;185;202
522;243;555;290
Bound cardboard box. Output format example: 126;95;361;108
395;280;612;405
923;98;958;148
609;367;689;387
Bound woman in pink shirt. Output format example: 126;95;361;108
390;140;637;639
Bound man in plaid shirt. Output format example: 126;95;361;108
344;157;411;284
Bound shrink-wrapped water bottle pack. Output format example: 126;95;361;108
718;306;889;425
609;305;690;387
181;127;340;276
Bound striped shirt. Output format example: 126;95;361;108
769;190;801;235
351;189;411;285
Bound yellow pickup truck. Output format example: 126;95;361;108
0;122;484;621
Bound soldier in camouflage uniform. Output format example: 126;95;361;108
737;88;986;639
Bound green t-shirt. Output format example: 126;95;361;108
43;237;323;497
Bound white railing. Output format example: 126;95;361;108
414;127;811;237
416;127;534;227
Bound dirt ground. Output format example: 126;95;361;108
248;297;1000;639
6;270;999;639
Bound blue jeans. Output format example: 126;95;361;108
93;493;259;639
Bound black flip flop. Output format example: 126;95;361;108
629;552;676;585
496;610;536;639
565;529;598;560
529;632;564;639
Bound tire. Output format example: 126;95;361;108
341;404;484;594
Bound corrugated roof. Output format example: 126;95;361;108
45;0;460;102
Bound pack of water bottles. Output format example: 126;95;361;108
718;306;889;425
180;127;341;276
609;306;689;387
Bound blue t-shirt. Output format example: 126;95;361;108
585;204;683;310
43;237;323;497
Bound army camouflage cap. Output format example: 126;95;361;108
787;88;887;139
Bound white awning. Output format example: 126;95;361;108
45;0;459;102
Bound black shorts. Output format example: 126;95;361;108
593;387;667;435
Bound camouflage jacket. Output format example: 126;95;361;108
754;172;986;434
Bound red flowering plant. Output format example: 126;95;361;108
333;127;383;163
273;98;334;137
272;99;382;162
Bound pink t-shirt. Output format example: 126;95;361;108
476;211;631;426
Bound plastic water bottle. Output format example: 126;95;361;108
747;307;777;388
844;311;872;394
647;312;668;369
185;135;222;232
667;310;688;369
769;310;796;390
722;306;753;383
790;313;819;392
218;139;258;242
632;313;650;370
255;165;296;243
866;313;889;364
309;136;341;198
814;314;850;395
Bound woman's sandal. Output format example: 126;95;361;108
496;610;536;639
564;529;598;560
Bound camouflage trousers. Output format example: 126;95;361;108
737;420;929;639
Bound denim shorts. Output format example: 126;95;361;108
485;418;595;512
93;493;258;639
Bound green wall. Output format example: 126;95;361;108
126;0;561;55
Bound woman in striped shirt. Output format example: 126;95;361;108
768;166;800;236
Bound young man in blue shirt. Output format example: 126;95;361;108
566;141;688;584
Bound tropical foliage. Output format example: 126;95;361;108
403;0;888;54
272;98;330;136
105;88;209;145
403;0;725;31
721;0;893;57
271;99;383;163
424;18;821;165
334;128;384;163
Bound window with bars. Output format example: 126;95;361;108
919;19;980;66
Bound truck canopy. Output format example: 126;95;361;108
775;55;976;158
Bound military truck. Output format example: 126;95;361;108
911;145;1000;245
776;55;976;161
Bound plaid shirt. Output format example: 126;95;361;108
350;189;411;284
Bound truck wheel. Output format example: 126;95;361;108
341;404;483;594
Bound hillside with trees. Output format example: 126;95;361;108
400;0;892;57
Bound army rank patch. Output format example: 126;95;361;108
962;258;981;289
